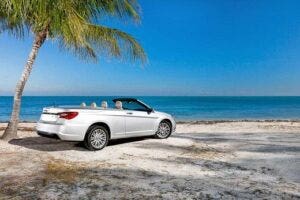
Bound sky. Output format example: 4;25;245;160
1;0;300;96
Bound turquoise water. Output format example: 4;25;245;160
1;96;300;121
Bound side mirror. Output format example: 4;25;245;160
147;108;154;114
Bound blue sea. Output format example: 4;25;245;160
1;96;300;122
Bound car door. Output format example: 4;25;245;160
105;109;126;138
122;101;158;136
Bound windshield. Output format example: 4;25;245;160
121;100;149;111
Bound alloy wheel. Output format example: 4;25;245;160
157;122;171;138
90;128;107;149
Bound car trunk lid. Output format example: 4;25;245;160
40;107;65;123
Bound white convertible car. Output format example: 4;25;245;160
37;98;176;150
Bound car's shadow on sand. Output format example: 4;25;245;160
8;135;151;152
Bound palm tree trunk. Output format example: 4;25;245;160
1;31;47;141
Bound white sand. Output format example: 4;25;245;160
0;122;299;199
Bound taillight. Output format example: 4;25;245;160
58;112;78;120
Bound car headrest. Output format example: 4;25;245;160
101;101;108;109
115;101;123;109
80;102;86;107
90;102;97;108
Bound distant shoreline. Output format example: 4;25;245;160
1;119;300;124
176;119;300;124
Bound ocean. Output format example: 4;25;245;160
1;96;300;122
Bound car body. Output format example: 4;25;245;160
37;98;176;150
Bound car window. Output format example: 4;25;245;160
122;101;148;111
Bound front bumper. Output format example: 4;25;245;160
170;118;176;132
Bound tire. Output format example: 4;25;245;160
84;125;109;151
155;120;172;139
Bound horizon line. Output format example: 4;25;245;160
2;95;300;97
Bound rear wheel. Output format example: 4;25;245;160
155;120;172;139
84;125;109;151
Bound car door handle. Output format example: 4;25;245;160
126;112;133;115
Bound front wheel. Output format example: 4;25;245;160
155;120;172;139
84;125;109;151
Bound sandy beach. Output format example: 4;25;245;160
0;121;299;199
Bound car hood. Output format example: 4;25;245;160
154;111;172;118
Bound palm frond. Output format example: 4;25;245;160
0;0;146;63
85;24;146;61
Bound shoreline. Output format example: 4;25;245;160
1;119;300;133
1;119;300;124
177;119;300;124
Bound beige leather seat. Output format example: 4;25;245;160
90;102;97;108
101;101;108;109
115;101;123;110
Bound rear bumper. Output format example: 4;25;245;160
36;121;86;141
37;131;59;139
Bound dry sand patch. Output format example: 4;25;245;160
0;122;299;199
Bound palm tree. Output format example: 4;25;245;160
0;0;146;140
